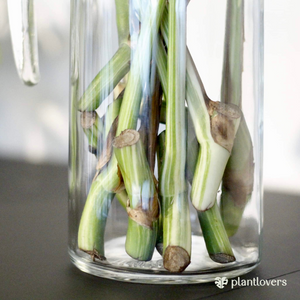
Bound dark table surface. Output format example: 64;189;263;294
0;159;299;300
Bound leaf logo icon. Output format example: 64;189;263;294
215;277;228;289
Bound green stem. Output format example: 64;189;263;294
96;92;124;171
113;130;159;260
198;201;235;263
103;91;124;138
159;0;191;273
78;181;114;260
77;137;122;261
78;43;131;112
220;0;254;236
220;117;254;236
116;0;165;134
221;0;244;107
77;152;122;260
115;189;128;210
156;128;201;258
113;0;165;260
115;0;130;44
80;111;104;155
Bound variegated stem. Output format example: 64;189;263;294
159;0;191;273
157;38;198;183
156;127;198;258
187;51;241;211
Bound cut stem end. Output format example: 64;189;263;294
113;129;140;148
210;253;236;264
80;248;106;262
163;245;190;273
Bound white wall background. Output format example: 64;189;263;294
0;1;69;164
264;1;300;195
0;0;299;195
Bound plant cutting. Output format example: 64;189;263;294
75;0;259;275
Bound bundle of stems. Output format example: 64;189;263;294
159;4;241;212
157;3;237;263
77;0;165;262
113;0;165;261
76;0;251;272
157;128;235;264
156;32;235;264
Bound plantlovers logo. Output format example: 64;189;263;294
215;276;288;289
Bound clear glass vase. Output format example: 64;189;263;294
68;0;263;284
